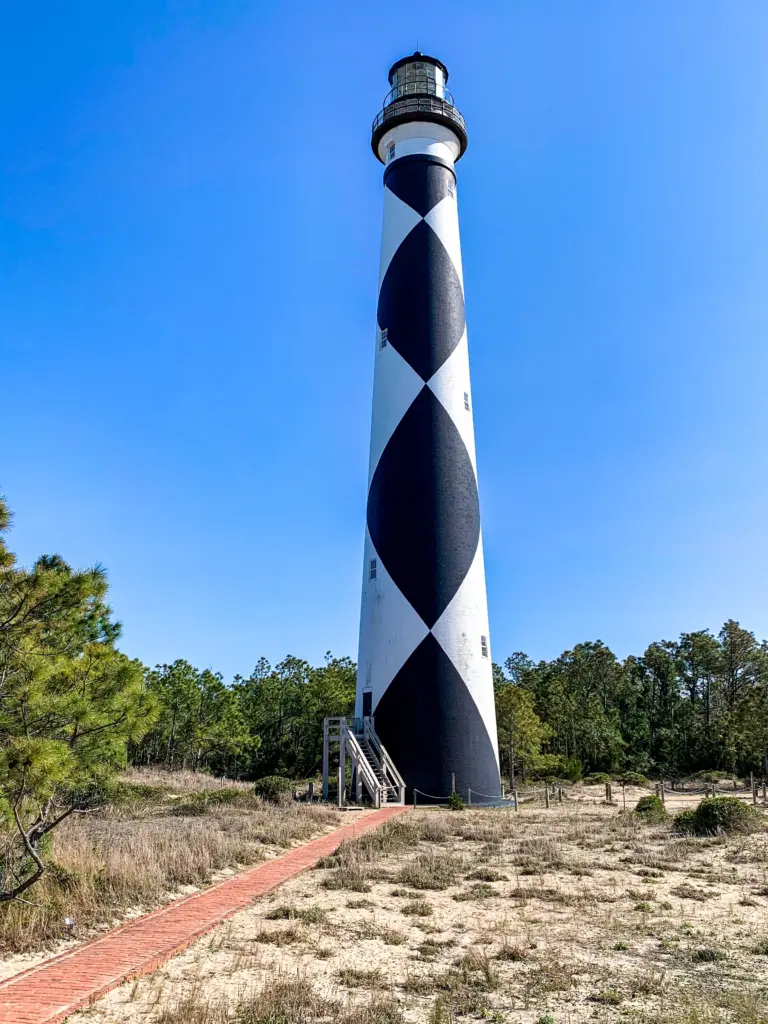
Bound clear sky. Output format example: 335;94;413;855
3;2;768;679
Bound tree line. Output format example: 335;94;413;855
494;624;768;785
134;620;768;787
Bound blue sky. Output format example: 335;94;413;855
3;2;768;678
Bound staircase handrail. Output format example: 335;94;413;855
364;718;406;791
340;721;385;803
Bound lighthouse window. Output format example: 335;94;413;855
369;559;377;581
464;392;470;411
480;635;489;658
380;328;388;349
387;142;396;162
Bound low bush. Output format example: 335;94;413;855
447;792;464;811
253;775;294;804
589;989;623;1005
620;771;649;787
583;772;612;786
635;794;668;823
674;809;697;833
674;796;762;836
690;770;731;784
401;899;433;916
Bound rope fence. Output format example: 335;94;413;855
413;785;562;809
411;777;768;810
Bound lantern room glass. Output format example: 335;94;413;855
390;60;446;102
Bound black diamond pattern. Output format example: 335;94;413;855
377;220;465;382
374;633;502;800
367;386;480;629
384;157;455;217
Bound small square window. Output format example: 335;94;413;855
387;142;396;162
480;635;489;658
369;559;377;581
463;392;470;411
380;327;388;349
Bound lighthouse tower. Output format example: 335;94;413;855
356;53;501;801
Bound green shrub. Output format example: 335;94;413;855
583;772;611;786
447;792;465;811
635;794;668;823
253;775;294;804
589;989;623;1005
690;770;731;784
674;809;698;833
401;899;433;917
674;796;762;836
620;771;649;787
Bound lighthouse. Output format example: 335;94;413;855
356;53;501;801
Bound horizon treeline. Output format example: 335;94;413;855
131;618;768;783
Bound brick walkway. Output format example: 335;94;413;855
0;805;407;1024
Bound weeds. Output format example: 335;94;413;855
265;904;327;923
671;885;718;901
396;852;462;891
401;899;433;917
337;967;383;989
590;988;623;1005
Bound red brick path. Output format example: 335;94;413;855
0;806;407;1024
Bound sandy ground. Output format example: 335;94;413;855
69;788;768;1023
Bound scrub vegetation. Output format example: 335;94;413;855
69;795;768;1024
0;770;338;957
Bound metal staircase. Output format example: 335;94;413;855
322;717;405;807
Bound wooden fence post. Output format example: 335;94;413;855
322;719;329;801
545;788;550;809
337;766;343;809
558;787;563;804
307;781;315;803
513;788;519;812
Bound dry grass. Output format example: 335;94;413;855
60;791;768;1024
0;771;339;955
122;766;255;794
153;975;405;1024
